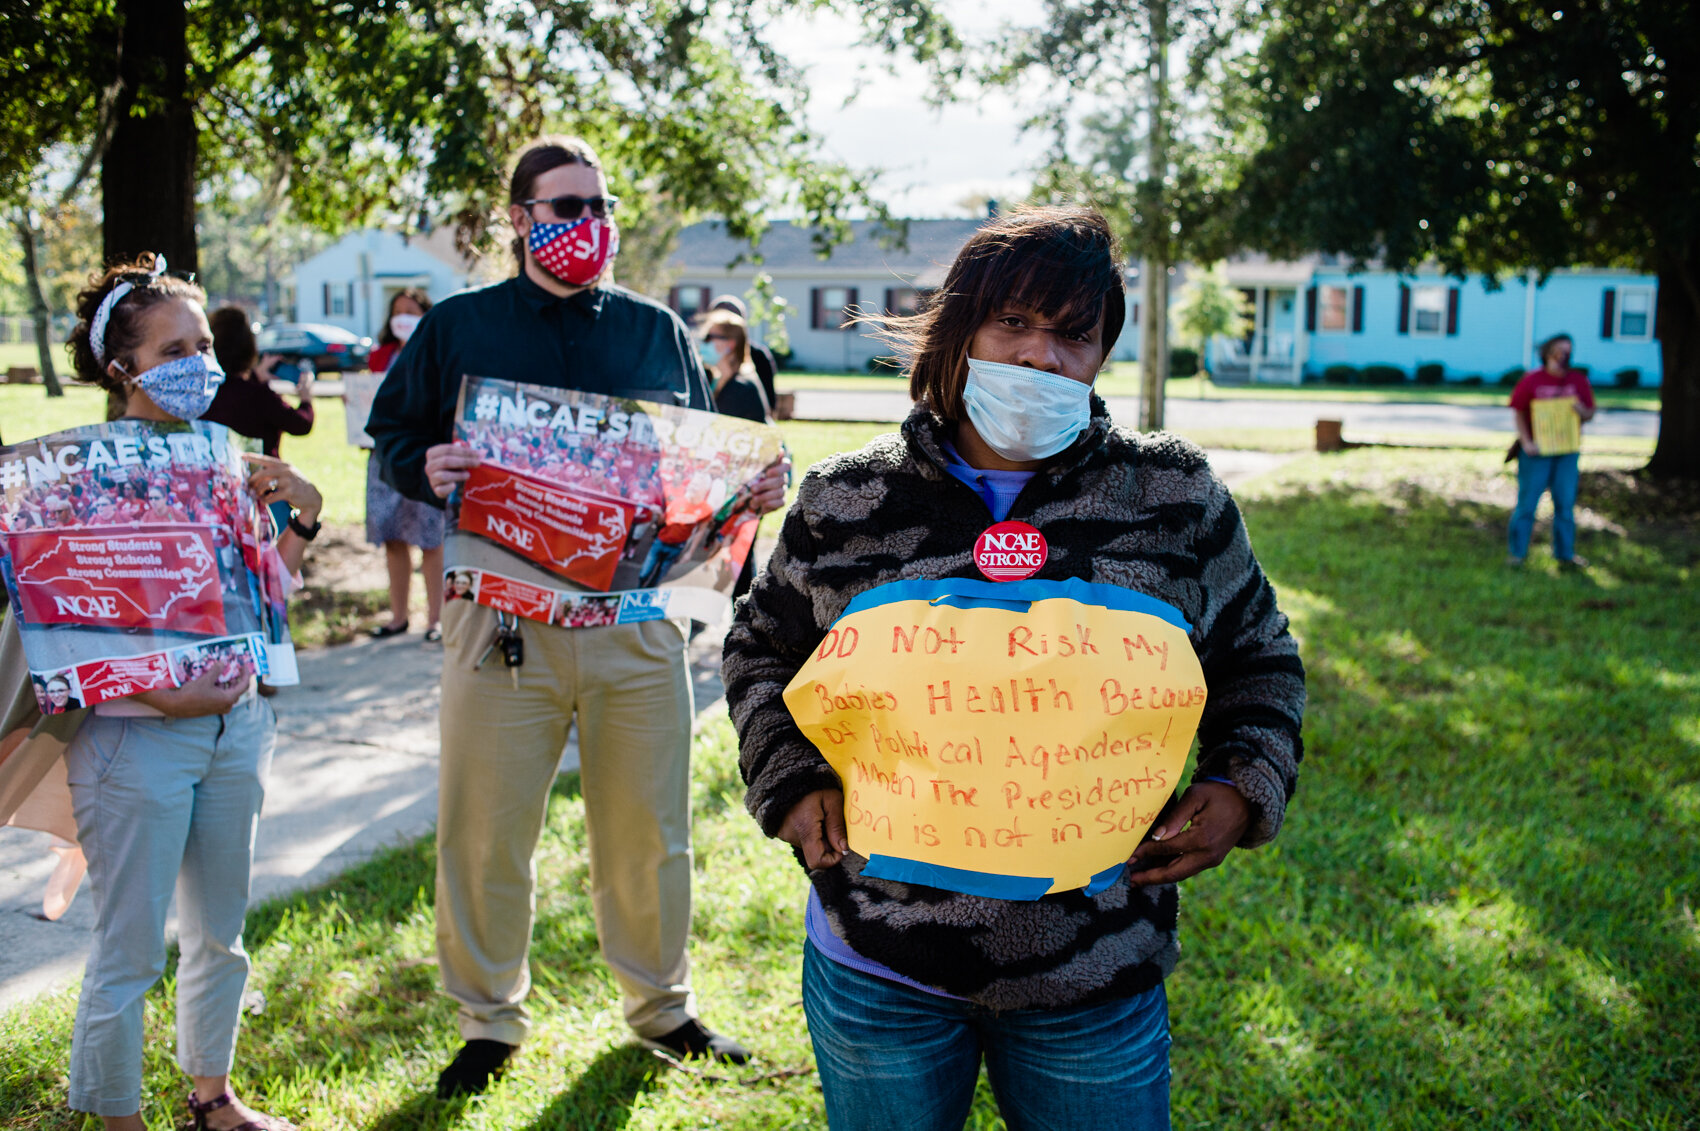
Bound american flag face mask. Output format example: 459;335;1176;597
526;216;618;287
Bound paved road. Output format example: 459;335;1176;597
788;389;1660;439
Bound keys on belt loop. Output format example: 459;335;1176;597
477;611;525;689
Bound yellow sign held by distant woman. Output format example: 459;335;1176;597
1531;395;1582;455
783;578;1207;899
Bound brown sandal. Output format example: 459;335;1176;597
186;1090;300;1131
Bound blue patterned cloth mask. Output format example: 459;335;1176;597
961;357;1091;461
129;354;226;421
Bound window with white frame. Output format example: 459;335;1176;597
1318;285;1349;332
811;286;858;331
884;287;921;317
1617;287;1653;340
1411;285;1446;336
323;282;354;317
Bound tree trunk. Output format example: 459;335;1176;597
15;218;65;397
1139;261;1168;431
1137;0;1170;433
101;0;196;273
1647;243;1699;480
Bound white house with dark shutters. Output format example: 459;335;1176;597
1212;256;1662;385
287;229;478;339
665;218;1150;371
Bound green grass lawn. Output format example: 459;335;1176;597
2;444;1695;1129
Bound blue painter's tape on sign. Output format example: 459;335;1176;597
1082;860;1127;897
841;576;1191;632
863;854;1055;901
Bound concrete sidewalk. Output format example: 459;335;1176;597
0;449;1290;1013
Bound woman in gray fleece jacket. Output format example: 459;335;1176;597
723;206;1305;1131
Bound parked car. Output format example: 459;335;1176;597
256;322;373;372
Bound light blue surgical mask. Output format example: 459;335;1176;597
697;340;722;366
126;353;226;421
961;357;1091;461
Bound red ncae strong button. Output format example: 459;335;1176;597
974;521;1047;582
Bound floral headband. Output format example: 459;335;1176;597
89;256;168;364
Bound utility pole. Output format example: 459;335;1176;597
1138;0;1170;432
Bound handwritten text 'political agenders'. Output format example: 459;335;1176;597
784;591;1207;895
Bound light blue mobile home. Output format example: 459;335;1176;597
1211;259;1661;386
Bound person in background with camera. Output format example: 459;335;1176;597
204;306;315;459
364;288;445;642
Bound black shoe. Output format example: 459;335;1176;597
435;1039;516;1098
642;1019;752;1064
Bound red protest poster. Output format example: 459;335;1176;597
8;525;227;635
0;420;299;710
458;462;629;591
74;653;176;706
475;571;557;622
446;376;785;628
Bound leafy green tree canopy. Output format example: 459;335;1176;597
1235;0;1699;477
4;0;959;273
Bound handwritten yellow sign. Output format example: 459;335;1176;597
783;578;1206;899
1531;396;1581;456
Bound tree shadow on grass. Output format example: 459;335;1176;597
1179;480;1700;1126
520;1045;661;1131
366;1092;468;1131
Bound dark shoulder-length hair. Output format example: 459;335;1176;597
877;206;1127;421
210;305;258;376
378;287;434;347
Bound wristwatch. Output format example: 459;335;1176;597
288;513;322;541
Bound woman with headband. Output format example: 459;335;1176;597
11;255;319;1131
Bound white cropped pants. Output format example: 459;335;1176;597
63;696;274;1117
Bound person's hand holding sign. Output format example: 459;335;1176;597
425;441;483;499
1124;781;1252;885
778;788;849;870
244;452;324;574
746;450;792;516
135;666;245;719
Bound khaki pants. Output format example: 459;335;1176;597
435;599;696;1045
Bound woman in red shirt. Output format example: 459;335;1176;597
1507;332;1595;567
365;289;445;642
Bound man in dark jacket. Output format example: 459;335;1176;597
367;137;784;1098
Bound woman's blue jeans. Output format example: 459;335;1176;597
1508;451;1580;560
802;941;1171;1131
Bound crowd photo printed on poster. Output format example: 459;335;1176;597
0;420;297;715
443;376;785;627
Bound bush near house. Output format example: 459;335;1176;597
1323;364;1358;384
1170;347;1200;378
1498;367;1524;387
1414;363;1445;385
1458;374;1485;386
1614;367;1640;388
1361;364;1407;386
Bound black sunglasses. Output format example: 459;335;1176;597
120;268;198;286
519;194;620;220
